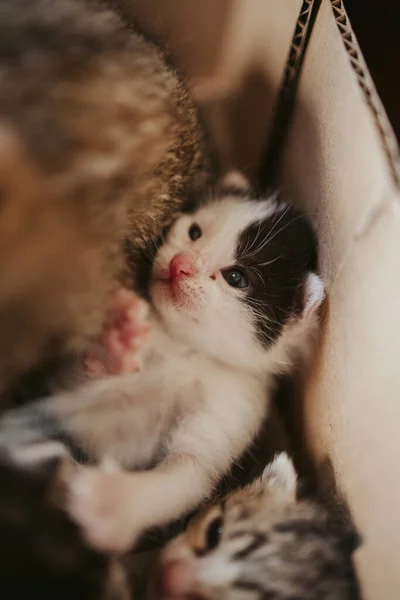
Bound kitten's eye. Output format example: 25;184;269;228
205;517;223;551
189;223;202;241
221;268;248;289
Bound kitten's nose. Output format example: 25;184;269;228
169;253;197;279
160;559;195;596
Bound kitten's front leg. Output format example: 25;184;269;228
68;455;211;554
67;385;260;553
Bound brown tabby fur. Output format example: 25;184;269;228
156;454;360;600
0;0;214;395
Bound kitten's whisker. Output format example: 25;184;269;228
246;206;291;258
248;267;266;288
253;255;283;268
260;214;306;252
245;221;262;256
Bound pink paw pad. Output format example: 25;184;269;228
85;289;149;377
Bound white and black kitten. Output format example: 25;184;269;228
0;172;325;554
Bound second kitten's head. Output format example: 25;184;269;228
150;172;324;372
155;454;359;600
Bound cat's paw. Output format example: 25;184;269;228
84;288;150;378
67;466;138;554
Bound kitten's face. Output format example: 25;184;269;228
150;173;324;371
155;454;298;600
155;455;357;600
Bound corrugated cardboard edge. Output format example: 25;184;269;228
259;0;322;190
259;0;400;194
329;0;400;190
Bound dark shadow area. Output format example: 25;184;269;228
345;0;400;140
0;457;119;600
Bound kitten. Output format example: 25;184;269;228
0;172;325;555
155;453;360;600
0;0;213;394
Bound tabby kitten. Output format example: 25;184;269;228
155;454;359;600
0;0;214;395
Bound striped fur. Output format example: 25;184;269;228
158;454;359;600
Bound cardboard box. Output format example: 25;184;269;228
120;2;400;597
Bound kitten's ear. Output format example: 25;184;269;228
261;452;297;496
302;273;325;317
221;170;251;193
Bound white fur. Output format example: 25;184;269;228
261;452;297;495
9;440;69;466
0;190;324;554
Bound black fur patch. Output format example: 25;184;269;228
236;202;317;347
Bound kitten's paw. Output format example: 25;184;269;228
85;288;150;378
68;467;137;554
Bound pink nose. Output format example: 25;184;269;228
169;253;196;279
160;559;194;596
